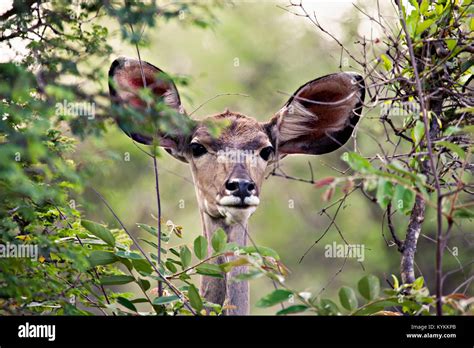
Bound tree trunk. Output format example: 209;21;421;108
400;196;425;283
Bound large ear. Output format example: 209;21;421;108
265;73;365;155
108;57;191;161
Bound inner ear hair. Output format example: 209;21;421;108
108;57;193;158
266;72;365;155
276;100;319;144
109;57;182;111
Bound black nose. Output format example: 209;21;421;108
225;179;256;201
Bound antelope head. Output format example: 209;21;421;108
109;57;365;314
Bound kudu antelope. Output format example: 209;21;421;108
109;57;365;315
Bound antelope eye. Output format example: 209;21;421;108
190;143;207;157
259;146;274;161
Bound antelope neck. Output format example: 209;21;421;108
199;210;249;315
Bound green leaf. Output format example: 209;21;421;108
411;120;425;144
131;298;150;304
276;305;308;315
453;208;474;219
376;178;395;210
319;299;340;315
180;245;192;269
387;160;419;182
81;220;115;247
153;295;180;305
132;259;152;275
220;257;249;273
233;270;263;282
341;152;373;173
139;238;167;252
169;248;180;258
338;286;358;311
415;19;434;36
391;274;400;290
256;289;293;308
115;251;143;260
413;276;424;290
193;235;208;260
443;126;462;136
406;4;420;36
380;54;392;71
445;38;457;51
100;275;135;285
196;263;224;278
241;245;280;260
118;258;133;272
408;0;419;10
165;260;178;273
187;284;203;312
436;141;466;160
211;228;227;253
358;275;380;301
117;297;137;312
393;185;415;215
179;273;191;281
137;278;151;292
419;0;429;14
138;223;169;241
355;302;392;316
88;251;117;267
137;223;157;237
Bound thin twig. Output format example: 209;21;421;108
153;152;163;297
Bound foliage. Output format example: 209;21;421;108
0;0;471;316
0;0;219;315
284;0;473;315
256;273;473;316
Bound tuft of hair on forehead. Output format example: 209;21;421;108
195;110;269;149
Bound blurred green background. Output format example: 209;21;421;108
74;0;472;314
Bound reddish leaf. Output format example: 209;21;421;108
314;177;335;188
322;187;334;202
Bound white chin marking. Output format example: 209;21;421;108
216;195;260;224
218;206;257;225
